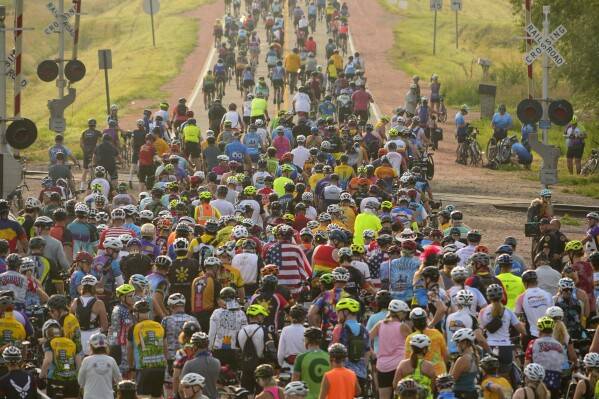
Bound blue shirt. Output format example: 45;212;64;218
225;140;248;162
366;310;386;353
48;144;72;164
380;256;421;302
493;260;524;276
455;112;465;128
521;124;535;142
491;112;513;130
511;142;532;164
319;101;336;116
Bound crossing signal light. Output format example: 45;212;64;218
548;99;573;126
37;60;58;82
517;99;543;124
5;118;38;150
64;59;86;83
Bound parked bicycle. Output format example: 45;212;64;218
487;134;518;165
456;126;483;166
436;95;447;123
581;148;599;176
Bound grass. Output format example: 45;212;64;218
380;0;599;198
560;213;582;226
0;0;212;159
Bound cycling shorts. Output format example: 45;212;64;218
215;74;227;82
272;79;284;88
136;368;166;397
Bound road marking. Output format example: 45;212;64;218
347;27;381;121
188;45;216;109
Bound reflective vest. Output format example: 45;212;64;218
132;320;166;369
194;203;218;225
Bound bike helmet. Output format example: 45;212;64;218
302;192;314;202
524;363;545;382
335;298;360;313
469;252;490;266
388;299;410;313
5;254;21;270
397;378;420;395
319;273;334;286
495;253;512;265
545;306;564;319
33;216;53;228
181;373;206;388
254;364;275;379
28;236;46;249
486;284;503;301
219;286;236;301
116;283;135;297
19;257;36;274
521;270;537;283
95;211;109;223
409;307;427;321
141;223;156;237
537;316;555;331
232;225;249;239
337;247;353;259
47;294;69;310
133;300;151;313
332;267;350;282
243;186;257;196
129;274;149;289
173;237;190;252
350;244;365;254
284;381;309;397
587;212;599;221
421;266;440;281
436;374;454;390
94;166;106;176
246;304;269;317
584;353;599;368
103;236;123;250
452;328;475;343
111;208;126;220
409;334;431;349
362;229;376;239
190;331;210;346
328;343;348;358
495;244;513;255
480;355;500;372
118;380;137;392
558;277;575;290
153;254;171;269
455;289;474;306
539;189;552;198
25;197;41;209
443;252;460;265
167;293;186;307
119;233;133;246
81;275;98;287
565;240;583;252
42;319;62;338
89;332;108;349
2;346;22;363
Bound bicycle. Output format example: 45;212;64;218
215;76;227;98
437;96;447;123
457;127;483;166
581;148;599;175
120;131;132;169
203;85;216;110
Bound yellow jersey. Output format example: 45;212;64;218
284;53;301;73
0;311;26;346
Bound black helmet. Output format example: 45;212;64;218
118;380;137;392
47;294;69;310
442;252;459;265
521;270;538;283
219;286;236;300
422;266;440;281
466;229;482;241
262;274;278;289
28;236;46;249
0;239;8;253
255;364;275;379
182;320;201;338
304;327;323;341
0;199;9;213
480;355;500;372
6;254;21;269
289;304;307;320
133;300;151;313
52;208;67;220
375;290;392;308
376;234;393;246
328;343;348;359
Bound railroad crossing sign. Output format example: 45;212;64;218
6;50;27;87
523;23;566;67
44;2;75;36
430;0;442;11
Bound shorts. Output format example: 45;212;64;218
136;367;166;397
376;369;395;388
272;79;284;88
490;345;513;374
355;110;369;123
457;134;467;144
243;79;255;88
83;151;93;168
251;115;265;123
185;141;201;158
47;379;79;398
567;145;584;159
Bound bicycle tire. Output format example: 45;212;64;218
470;144;482;166
426;154;435;180
438;111;447;123
581;158;598;176
486;137;497;163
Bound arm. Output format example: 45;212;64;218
318;374;329;399
450;354;469;380
573;380;587;399
40;351;53;379
307;303;321;327
96;300;109;333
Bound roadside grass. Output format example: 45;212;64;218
560;214;581;226
2;0;211;159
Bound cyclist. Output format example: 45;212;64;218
393;334;435;399
514;270;553;346
162;293;198;377
479;355;513;399
255;364;284;399
108;283;135;374
284;48;301;93
238;304;271;394
0;346;39;398
292;327;329;399
494;254;524;310
450;328;479;398
490;104;513;142
554;277;585;340
78;332;122;398
571;352;599;399
180;373;208;399
513;363;550;399
404;307;448;375
208;287;247;369
454;105;469;163
71;274;108;355
40;319;81;399
320;343;360;399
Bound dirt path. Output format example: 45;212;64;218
345;0;593;260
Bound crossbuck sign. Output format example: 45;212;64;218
523;23;566;66
44;2;75;36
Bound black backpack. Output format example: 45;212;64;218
345;324;366;362
241;326;262;366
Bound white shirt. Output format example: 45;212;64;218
221;111;242;129
291;146;311;169
243;101;252;117
298;17;309;29
293;92;311;113
445;309;475;354
535;265;562;296
514;287;553;337
237;199;262;225
478;305;520;346
257;127;270;146
277;323;306;366
456;245;477;267
232;252;259;285
210;199;235;216
323;185;342;201
386;151;403;174
306;205;317;220
448;285;487;316
237;324;266;357
253;171;272;189
385;138;406;152
351;260;371;280
90;178;111;198
78;354;122;399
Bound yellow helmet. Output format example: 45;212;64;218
565;240;583;252
246;304;269;317
335;298;360;313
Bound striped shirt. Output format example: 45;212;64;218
264;242;312;293
99;226;136;249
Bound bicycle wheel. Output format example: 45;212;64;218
469;144;482;166
426;154;434;180
581;158;598;176
486;137;497;163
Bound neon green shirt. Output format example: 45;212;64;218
496;272;525;310
250;98;267;117
353;213;382;246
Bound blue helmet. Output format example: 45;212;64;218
495;244;513;255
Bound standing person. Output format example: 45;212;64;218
179;332;221;399
514;270;553;347
369;299;411;399
392;334;436;399
71;275;109;356
80;119;102;189
40;319;81;399
293;327;330;399
78;333;122;399
454;105;469;162
450;328;479;399
351;85;373;126
512;363;549;399
128;300;167;399
429;74;441;114
0;346;39;399
255;364;285;399
92;134;123;187
570;352;599;399
182;118;202;168
564;116;586;175
319;343;360;399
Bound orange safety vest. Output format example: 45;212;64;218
194;203;217;225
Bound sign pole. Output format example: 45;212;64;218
103;65;110;115
13;0;23;118
433;8;437;55
150;0;156;47
541;5;550;145
57;0;65;100
455;9;458;49
72;0;82;59
525;0;533;99
0;7;7;154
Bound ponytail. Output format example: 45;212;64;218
552;320;569;344
491;300;503;318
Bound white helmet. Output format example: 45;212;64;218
96;224;108;234
302;192;314;202
545;306;564;319
232;225;249;239
141;223;156;236
129;274;149;289
584;353;599;368
523;363;545;382
204;256;222;267
284;381;309;397
173;237;190;252
103;237;123;250
119;233;133;246
454;290;474;306
339;192;352;201
111;208;126;219
167;293;186;307
388;299;410;313
332;267;350;282
89;332;108;349
19;257;36;273
74;202;89;214
452;328;475;343
139;210;154;220
327;204;341;214
409;334;431;349
81;275;98;287
25;197;42;209
96;211;109;223
558;277;575;290
180;373;205;388
450;266;470;280
362;229;376;239
138;191;149;201
42;319;61;338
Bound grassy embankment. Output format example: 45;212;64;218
0;0;211;159
380;0;599;198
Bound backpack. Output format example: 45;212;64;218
473;274;498;302
485;308;504;334
176;103;187;117
241;325;263;367
344;324;366;362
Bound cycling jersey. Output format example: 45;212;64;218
130;320;167;369
214;63;227;77
380;256;420;302
293;349;330;399
405;329;447;375
47;337;77;381
161;313;198;360
0;311;26;346
403;360;433;399
271;66;285;81
183;124;201;143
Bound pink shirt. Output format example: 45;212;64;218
273;135;291;159
376;320;407;372
351;90;372;111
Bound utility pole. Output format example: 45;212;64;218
433;7;437;55
525;0;533;99
57;0;65;100
13;0;23;118
0;6;7;154
72;0;82;59
541;5;550;145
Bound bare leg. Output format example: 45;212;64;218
567;157;574;174
575;157;582;175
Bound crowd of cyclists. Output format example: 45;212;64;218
1;0;599;399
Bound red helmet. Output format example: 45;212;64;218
75;252;93;263
190;176;201;186
282;152;293;162
407;189;417;198
401;240;417;251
